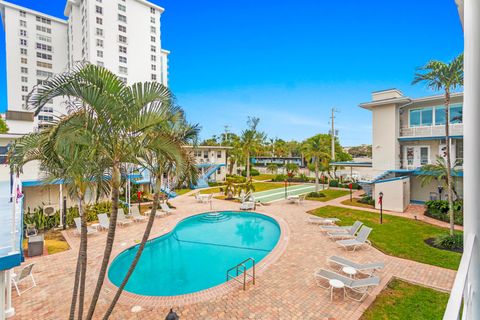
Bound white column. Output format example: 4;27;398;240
0;270;5;320
4;271;13;318
59;184;63;227
463;0;480;318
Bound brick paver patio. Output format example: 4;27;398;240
9;192;456;319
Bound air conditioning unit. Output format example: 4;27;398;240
43;205;58;217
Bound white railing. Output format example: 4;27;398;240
400;123;463;137
443;234;477;320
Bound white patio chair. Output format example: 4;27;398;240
97;213;110;230
117;208;133;227
12;263;36;296
130;206;147;222
336;226;372;251
73;217;97;235
160;202;175;214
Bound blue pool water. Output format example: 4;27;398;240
108;211;281;296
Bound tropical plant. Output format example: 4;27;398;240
239;117;265;179
285;163;299;177
412;53;464;235
0;116;9;133
302;134;330;192
266;163;278;174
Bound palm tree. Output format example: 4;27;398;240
285;163;299;177
240;117;265;179
303;134;330;192
25;64;174;319
413;53;464;235
266;163;278;174
417;156;461;202
103;114;199;318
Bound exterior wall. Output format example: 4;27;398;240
374;177;410;212
410;175;463;203
371;103;399;171
188;147;231;183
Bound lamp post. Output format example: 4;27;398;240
284;179;287;199
438;185;444;201
349;183;353;202
378;192;384;224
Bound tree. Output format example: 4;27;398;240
0;116;9;133
302;134;330;192
285;163;299;176
239;117;265;179
417;156;461;201
266;163;278;174
413;53;464;235
25;64;174;319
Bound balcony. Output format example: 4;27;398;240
399;123;463;138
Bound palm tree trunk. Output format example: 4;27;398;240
69;239;82;319
102;180;161;319
444;90;455;236
78;195;88;320
314;160;319;192
86;163;121;319
246;152;250;179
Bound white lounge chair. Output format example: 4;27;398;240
117;208;133;227
97;213;110;230
12;263;36;296
130;206;147;222
336;226;372;251
194;192;203;203
240;195;255;210
327;221;363;239
74;217;97;235
327;256;385;276
307;216;340;225
314;268;380;302
160;202;175;214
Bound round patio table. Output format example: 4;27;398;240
342;266;357;278
329;279;345;301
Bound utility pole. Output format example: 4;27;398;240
330;108;337;161
223;125;230;145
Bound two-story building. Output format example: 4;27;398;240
359;89;463;212
186;145;232;188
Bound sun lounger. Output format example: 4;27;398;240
97;213;110;230
12;263;36;296
314;268;380;301
130;206;147;222
336;226;372;251
327;256;385;276
160;202;175;214
117;208;133;227
327;221;363;239
307;216;340;225
74;217;98;235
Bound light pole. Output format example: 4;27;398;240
378;192;383;224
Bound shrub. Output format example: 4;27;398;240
241;168;260;177
307;191;326;198
329;180;339;187
208;181;225;187
434;234;463;250
358;195;375;205
425;200;463;226
226;175;246;183
272;174;288;182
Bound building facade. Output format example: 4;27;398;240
360;89;463;212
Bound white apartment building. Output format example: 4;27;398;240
0;0;170;135
357;89;464;212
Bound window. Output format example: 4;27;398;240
420;147;429;165
21;57;27;64
119;77;127;84
118;14;127;22
118;25;126;32
20;48;27;55
36;61;52;69
97;61;104;67
119;46;127;53
96;0;102;2
20;30;27;36
20;20;26;27
36;43;52;52
151;74;157;81
151;36;156;42
96;28;103;36
409;108;432;127
21;86;28;92
37;79;47;85
450;105;463;124
119;66;128;74
119;56;127;63
96;17;103;25
150;26;156;33
21;95;27;101
37;70;53;77
151;64;156;71
217;151;222;158
36;16;51;25
36;52;52;60
41;106;53;113
38;115;53;121
21;76;28;83
21;67;28;74
456;139;464;165
20;39;27;46
151;55;156;62
36;25;51;33
36;34;52;42
118;4;126;11
96;6;103;14
118;35;127;43
19;10;26;17
150;7;156;14
150;17;155;24
96;39;104;47
97;50;103;57
151;45;156;52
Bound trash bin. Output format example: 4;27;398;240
28;234;44;257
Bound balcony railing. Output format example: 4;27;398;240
400;123;463;138
443;234;477;319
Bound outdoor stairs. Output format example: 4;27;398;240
193;164;225;189
358;170;394;196
198;212;231;223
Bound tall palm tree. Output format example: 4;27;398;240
103;114;199;319
413;53;463;235
418;156;461;202
303;134;330;192
25;64;174;319
240;117;265;179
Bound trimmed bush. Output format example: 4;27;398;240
434;234;463;250
329;180;339;187
272;174;288;182
425;200;463;226
307;191;326;198
241;168;260;177
358;194;375;205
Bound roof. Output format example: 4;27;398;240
64;0;165;16
184;145;233;150
0;0;68;26
329;161;373;168
360;92;464;110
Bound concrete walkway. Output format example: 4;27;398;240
9;193;457;319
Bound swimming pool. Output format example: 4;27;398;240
108;211;281;296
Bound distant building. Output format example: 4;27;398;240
252;156;304;167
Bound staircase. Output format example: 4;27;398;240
358;170;394;196
192;164;225;189
198;212;231;223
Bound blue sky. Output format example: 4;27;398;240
0;0;463;145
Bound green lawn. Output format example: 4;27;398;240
252;174;276;181
306;189;350;202
341;197;375;209
175;188;191;196
200;182;284;195
361;279;449;320
309;206;461;270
